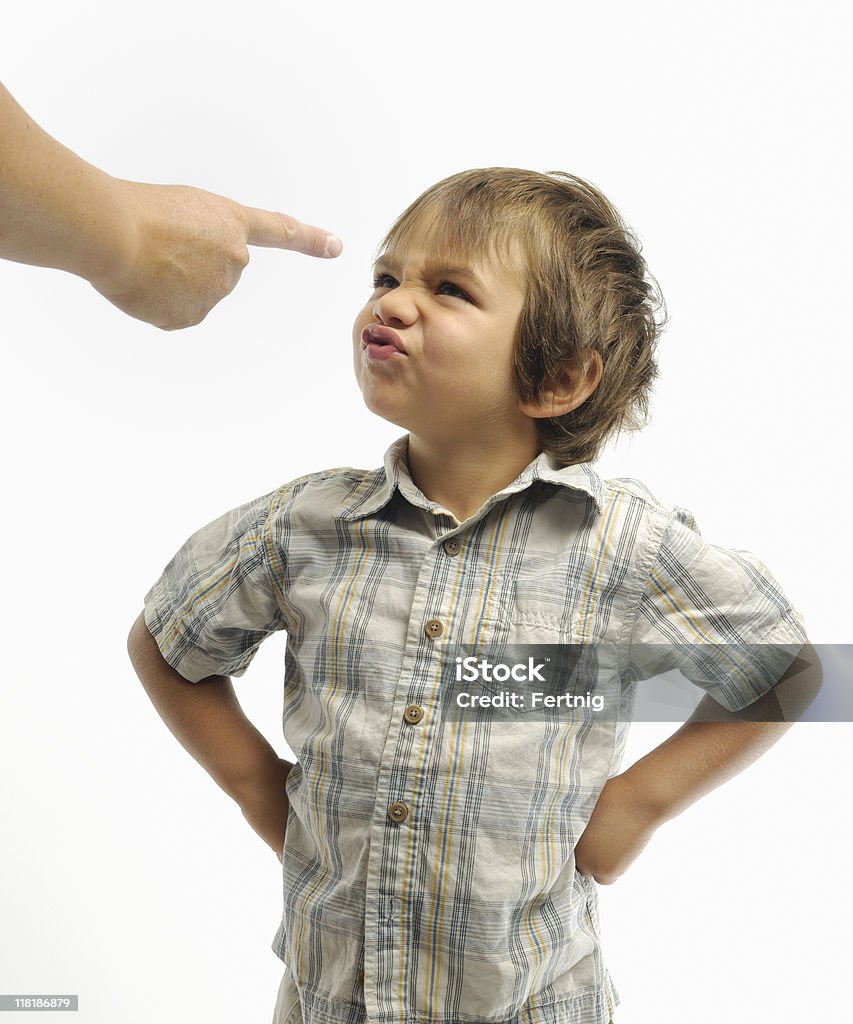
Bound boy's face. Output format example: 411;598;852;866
352;218;534;443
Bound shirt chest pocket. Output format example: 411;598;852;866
506;576;591;645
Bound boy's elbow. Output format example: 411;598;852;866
793;639;822;683
772;640;822;721
127;610;152;668
801;640;823;697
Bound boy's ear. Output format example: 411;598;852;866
518;350;603;420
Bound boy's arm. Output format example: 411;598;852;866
126;611;293;860
575;641;822;883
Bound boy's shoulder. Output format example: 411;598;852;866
263;461;385;518
588;470;699;532
265;436;407;522
540;451;691;525
599;473;663;507
279;464;375;489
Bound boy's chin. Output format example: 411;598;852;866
360;396;412;432
373;410;412;432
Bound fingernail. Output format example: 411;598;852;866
324;235;343;258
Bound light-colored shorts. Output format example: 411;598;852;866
272;967;303;1024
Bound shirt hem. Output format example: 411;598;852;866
269;935;619;1024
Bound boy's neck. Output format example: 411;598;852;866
405;430;541;525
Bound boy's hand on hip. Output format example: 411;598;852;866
574;772;662;885
236;757;295;863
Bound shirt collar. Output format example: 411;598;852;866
338;433;604;521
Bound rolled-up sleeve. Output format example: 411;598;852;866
142;488;287;683
628;506;808;711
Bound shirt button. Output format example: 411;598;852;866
424;619;444;639
403;704;424;724
387;802;409;823
442;538;461;556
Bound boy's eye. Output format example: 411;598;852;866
371;273;471;302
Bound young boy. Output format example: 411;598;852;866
127;168;816;1024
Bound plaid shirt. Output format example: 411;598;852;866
142;433;806;1024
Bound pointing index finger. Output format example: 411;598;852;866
242;205;342;258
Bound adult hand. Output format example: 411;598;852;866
89;180;343;331
0;82;343;331
574;772;662;885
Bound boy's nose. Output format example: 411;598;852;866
373;296;409;325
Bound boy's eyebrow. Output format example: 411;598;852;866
373;254;488;292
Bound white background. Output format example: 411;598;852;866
1;2;850;1022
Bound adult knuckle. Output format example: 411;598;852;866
199;296;216;320
220;270;237;294
280;214;298;242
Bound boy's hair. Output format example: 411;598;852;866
373;167;669;466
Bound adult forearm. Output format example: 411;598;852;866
0;83;133;282
126;611;282;805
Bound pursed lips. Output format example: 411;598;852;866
362;325;407;354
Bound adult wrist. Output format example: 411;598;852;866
80;173;143;292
